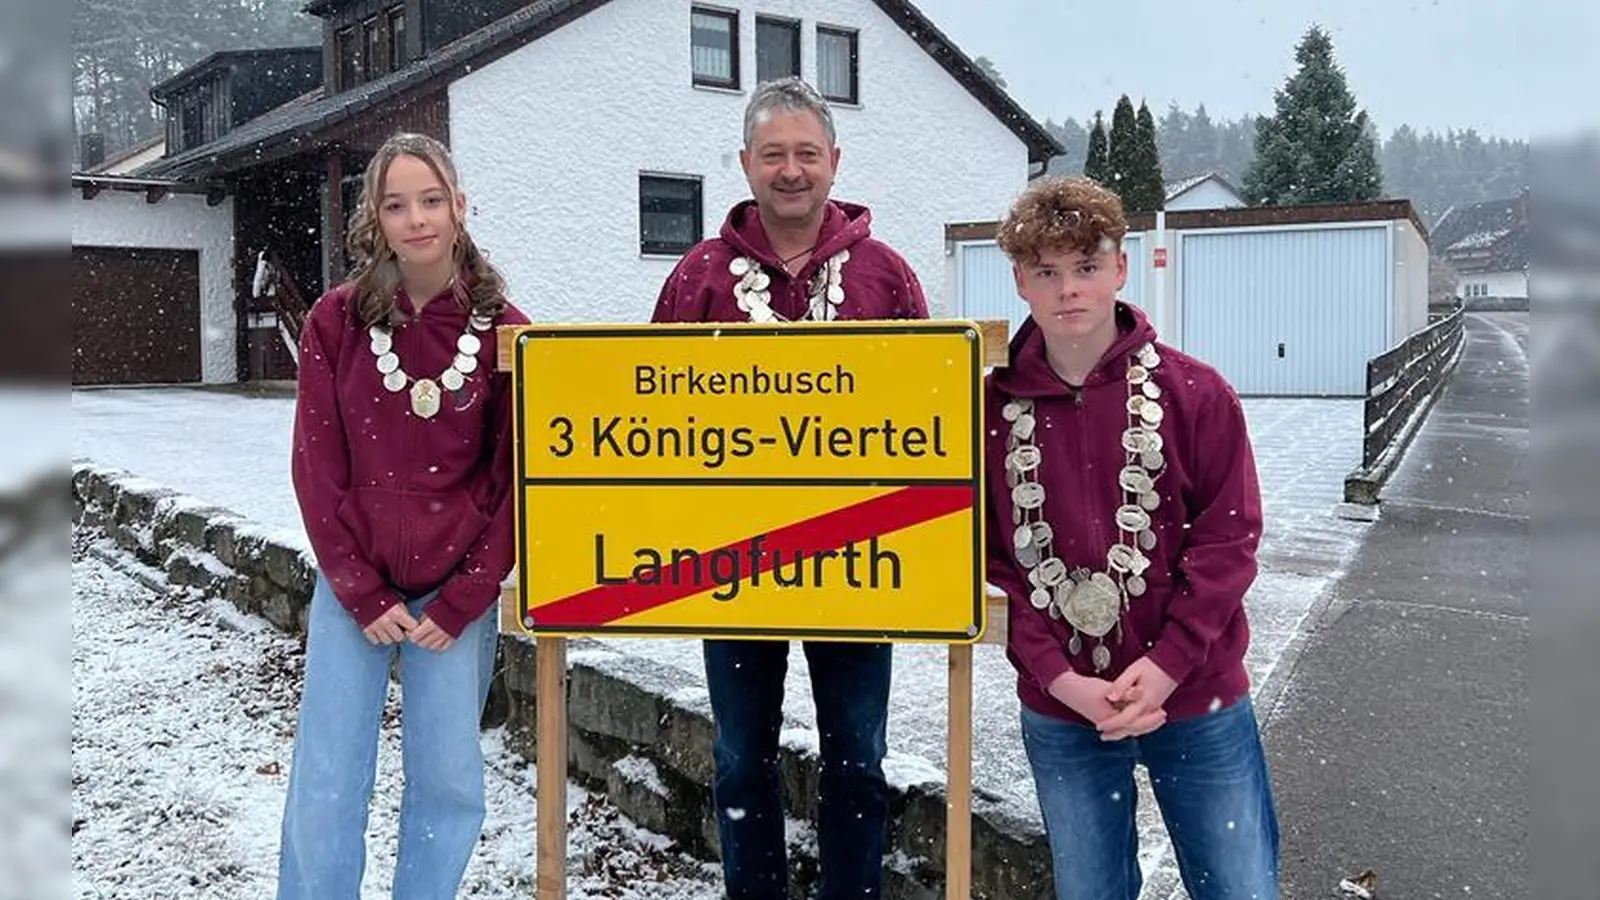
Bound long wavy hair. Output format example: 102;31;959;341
344;132;508;328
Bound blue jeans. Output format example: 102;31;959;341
1020;696;1280;900
703;639;892;900
277;575;499;900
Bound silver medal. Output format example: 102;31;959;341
1007;445;1042;473
1031;521;1054;548
1138;529;1157;551
1012;481;1045;510
370;332;392;355
827;284;845;303
470;315;493;332
454;353;479;374
1126;395;1147;416
410;378;441;419
1115;505;1152;533
1002;400;1025;422
441;368;465;391
376;352;400;374
1142;451;1164;472
1093;644;1112;671
383;370;407;392
752;271;771;291
1108;543;1138;574
1017;542;1041;568
1140;490;1160;511
1011;413;1037;441
1036;557;1068;587
457;333;482;356
1139;346;1161;369
1119;466;1155;494
1140;402;1164;427
1013;524;1034;552
1030;587;1051;610
1142;381;1162;400
1127;575;1147;597
729;257;751;277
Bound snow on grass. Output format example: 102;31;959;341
70;533;722;899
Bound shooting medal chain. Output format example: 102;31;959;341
728;249;849;323
1002;341;1168;672
370;310;495;419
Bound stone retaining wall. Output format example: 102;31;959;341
70;460;1053;899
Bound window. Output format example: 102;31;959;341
388;6;407;69
363;17;383;78
691;7;738;88
640;175;703;256
756;17;800;83
337;26;360;90
816;26;859;104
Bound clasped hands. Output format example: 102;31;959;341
361;603;455;651
1048;657;1178;741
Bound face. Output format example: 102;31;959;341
740;109;840;227
378;152;466;270
1014;242;1128;345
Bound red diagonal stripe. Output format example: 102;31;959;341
528;484;973;627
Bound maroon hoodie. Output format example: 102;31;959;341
651;199;928;323
987;303;1263;726
292;282;529;638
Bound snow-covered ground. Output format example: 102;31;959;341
71;533;723;899
71;386;1373;897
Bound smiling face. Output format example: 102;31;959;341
1014;240;1128;346
739;108;840;228
377;152;466;270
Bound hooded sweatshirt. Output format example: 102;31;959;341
651;199;928;323
987;303;1263;726
292;282;530;638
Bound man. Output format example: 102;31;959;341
651;77;928;899
986;174;1280;899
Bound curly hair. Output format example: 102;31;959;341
344;132;508;328
995;176;1128;266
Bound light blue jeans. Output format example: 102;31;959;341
276;574;499;900
1020;696;1281;900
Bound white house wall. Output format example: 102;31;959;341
449;0;1029;324
1457;269;1528;300
1394;218;1430;339
70;191;236;383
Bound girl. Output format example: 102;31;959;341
277;132;527;899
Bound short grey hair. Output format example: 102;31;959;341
743;77;837;148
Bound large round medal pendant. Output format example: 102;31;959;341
1059;574;1120;638
411;378;442;419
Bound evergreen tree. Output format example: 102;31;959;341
974;55;1007;89
1107;94;1138;194
1243;24;1383;205
1084;111;1110;185
1132;100;1165;210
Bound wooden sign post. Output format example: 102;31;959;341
496;319;1010;900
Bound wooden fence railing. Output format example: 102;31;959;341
1344;308;1466;504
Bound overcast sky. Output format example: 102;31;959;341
911;0;1590;141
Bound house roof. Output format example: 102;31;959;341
87;134;165;174
1429;195;1527;274
150;47;321;103
140;0;1061;180
1163;171;1243;203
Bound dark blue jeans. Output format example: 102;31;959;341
1020;696;1281;900
703;639;892;900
